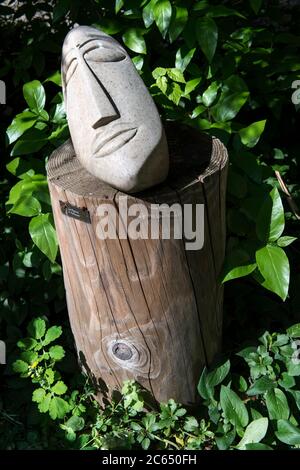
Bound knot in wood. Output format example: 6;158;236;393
112;342;133;361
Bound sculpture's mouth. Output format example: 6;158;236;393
93;126;138;158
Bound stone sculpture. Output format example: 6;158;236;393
61;25;169;193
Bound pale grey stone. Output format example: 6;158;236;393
61;25;169;193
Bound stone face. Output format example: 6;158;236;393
61;25;169;193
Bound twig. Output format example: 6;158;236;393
275;170;300;220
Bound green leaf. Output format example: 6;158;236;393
44;326;62;346
13;360;29;374
256;245;290;301
277;236;297;247
256;188;285;243
122;28;146;55
247;376;276;396
49;397;70;420
23;80;46;113
45;71;62;86
206;360;230;388
175;46;196;72
9;195;41;217
52;381;68;395
154;0;172;39
183;416;198;433
197;367;214;400
49;345;65;361
184;78;201;95
220;385;249;429
6;111;38;145
222;248;256;283
276;420;300;445
29;213;58;262
166;68;185;83
27;318;46;340
38;393;51;413
202;81;220;107
65;415;85;432
115;0;124;14
196;17;218;63
266;388;290;420
239;120;266;148
245;443;273;450
287;324;300;338
211;75;249;122
32;388;46;404
168;6;188;43
236;418;268;450
167;81;183;105
142;0;158;28
249;0;262;14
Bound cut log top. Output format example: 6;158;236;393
47;122;228;201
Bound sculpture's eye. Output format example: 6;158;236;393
65;58;78;84
84;46;126;63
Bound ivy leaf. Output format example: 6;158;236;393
256;245;290;301
6;111;38;145
122;28;147;54
23;80;46;113
43;326;62;346
236;418;268;450
256;187;285;243
29;213;58;262
168;6;188;43
239;120;266;148
52;381;68;395
196;16;218;63
220;385;249;429
154;0;172;39
276;420;300;445
49;396;70;420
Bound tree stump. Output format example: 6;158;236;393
47;123;228;405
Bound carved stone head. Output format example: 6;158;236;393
61;26;169;193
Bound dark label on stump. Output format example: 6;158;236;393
59;201;91;223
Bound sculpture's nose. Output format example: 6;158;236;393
77;53;119;128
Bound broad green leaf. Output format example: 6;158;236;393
23;80;46;113
245;443;273;450
215;429;236;450
49;345;65;361
287;323;300;338
222;248;256;283
122;28;146;54
206;360;230;388
175;46;196;71
142;0;158;28
45;71;62;86
43;325;62;345
220;385;249;428
239;120;266;148
196;17;218;63
52;381;68;395
247;376;276;396
249;0;262;14
202;81;220;107
211;75;249;122
166;68;185;83
256;188;285;242
197;367;214;400
236;418;268;450
115;0;124;14
156;76;168;94
32;388;46;404
276;420;300;445
167;81;183;105
168;6;188;43
154;0;172;39
256;245;289;301
152;67;167;79
8;195;41;217
277;236;297;247
49;396;70;420
38;393;51;413
29;213;58;262
13;360;29;374
132;55;144;71
184;78;201;95
27;318;46;340
266;388;290;420
6;111;38;144
65;415;85;432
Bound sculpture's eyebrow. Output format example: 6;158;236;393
63;36;122;70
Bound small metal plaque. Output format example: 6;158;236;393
59;201;91;223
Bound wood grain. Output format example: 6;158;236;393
47;123;228;405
